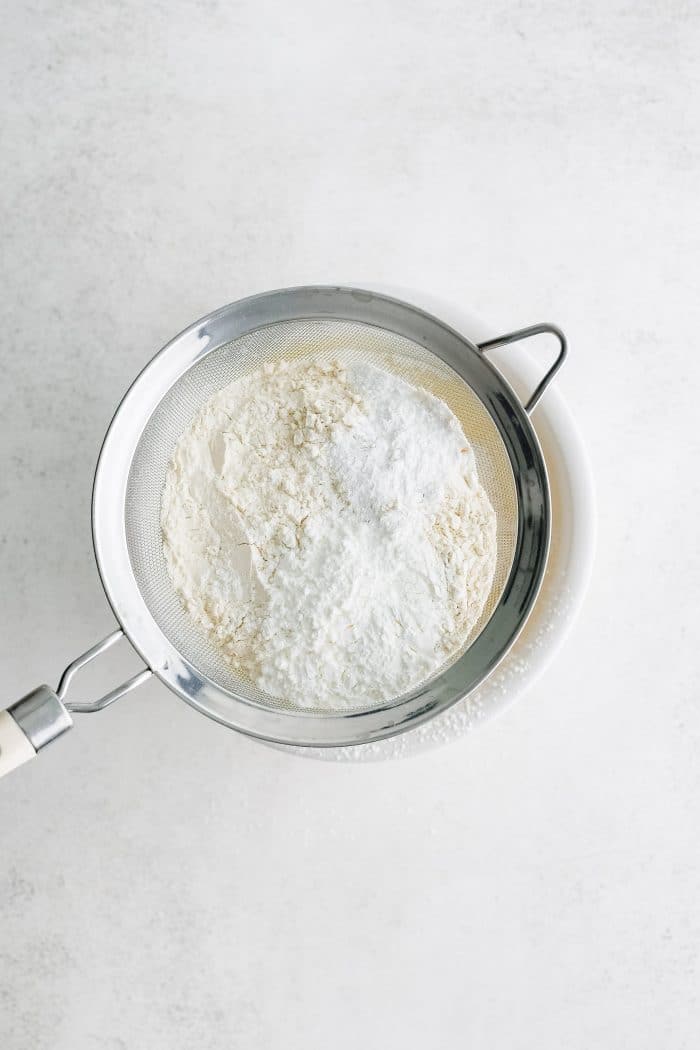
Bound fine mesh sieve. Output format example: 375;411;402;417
0;288;567;779
125;317;519;716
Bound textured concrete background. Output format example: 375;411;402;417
1;2;699;1048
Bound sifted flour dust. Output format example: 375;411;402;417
161;358;497;709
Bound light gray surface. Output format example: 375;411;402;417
1;2;699;1048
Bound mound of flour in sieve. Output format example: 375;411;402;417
161;359;497;709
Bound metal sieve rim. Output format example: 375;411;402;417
91;286;559;747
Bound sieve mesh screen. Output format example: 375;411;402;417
124;318;518;714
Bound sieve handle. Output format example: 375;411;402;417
55;629;152;714
0;630;151;780
477;323;567;413
0;687;73;779
0;709;41;778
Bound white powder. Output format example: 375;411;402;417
161;358;497;709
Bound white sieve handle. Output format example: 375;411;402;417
0;687;72;780
0;710;38;778
477;323;567;413
0;630;151;781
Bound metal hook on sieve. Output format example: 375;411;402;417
477;323;567;413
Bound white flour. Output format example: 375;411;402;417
161;359;496;709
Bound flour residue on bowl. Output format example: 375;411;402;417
160;358;497;709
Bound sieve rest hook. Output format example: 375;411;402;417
477;323;567;413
